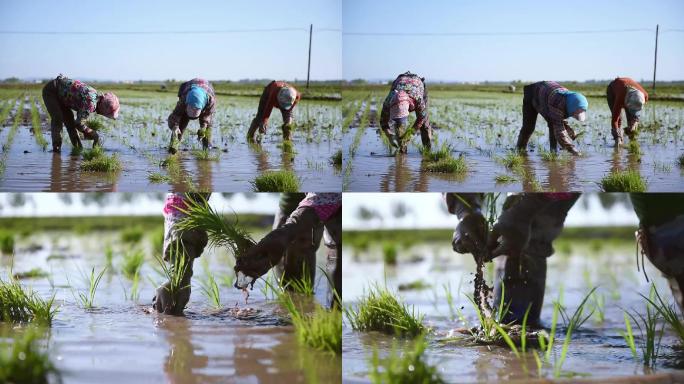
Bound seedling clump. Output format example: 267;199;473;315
345;284;424;337
251;170;300;192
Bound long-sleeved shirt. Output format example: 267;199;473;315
56;75;99;127
255;81;301;126
298;193;341;222
380;73;429;132
607;77;649;129
530;81;575;150
168;78;216;128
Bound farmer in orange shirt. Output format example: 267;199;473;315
607;77;648;147
247;81;301;143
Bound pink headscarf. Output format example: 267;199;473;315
99;92;120;119
389;90;410;120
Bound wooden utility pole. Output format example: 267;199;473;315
652;24;659;94
306;24;312;89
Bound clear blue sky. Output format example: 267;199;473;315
343;0;684;82
0;0;341;81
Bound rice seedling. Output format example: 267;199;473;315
198;270;221;309
277;140;296;155
640;283;684;342
494;174;516;184
0;230;15;254
627;140;642;158
443;282;457;321
104;244;114;269
151;241;191;314
0;277;58;325
278;292;342;355
620;311;638;360
80;152;122;173
600;170;646;192
29;98;48;150
281;267;316;296
219;273;234;289
499;151;525;172
85;118;106;131
330;149;342;167
345;283;425;337
81;146;105;161
464;282;512;343
191;149;220;161
0;329;60;384
151;226;165;255
76;267;107;309
369;336;445;384
251;170;300;192
539;149;567;163
558;287;597;331
397;280;430;291
121;249;144;279
12;268;48;280
173;195;255;259
591;291;605;324
424;156;468;174
148;172;171;183
121;226;144;243
626;285;664;367
382;242;397;265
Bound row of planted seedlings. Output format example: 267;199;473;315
345;256;684;382
0;97;25;179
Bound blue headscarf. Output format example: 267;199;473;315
185;85;208;110
559;90;588;116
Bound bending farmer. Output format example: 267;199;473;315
607;77;648;147
380;71;432;153
247;81;301;143
42;74;119;152
516;81;587;155
153;192;211;315
235;193;342;307
167;78;216;154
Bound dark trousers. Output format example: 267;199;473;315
516;83;557;152
42;79;82;150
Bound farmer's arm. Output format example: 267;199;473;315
411;97;428;133
199;96;215;129
168;100;185;130
235;193;341;279
379;97;398;148
552;120;577;152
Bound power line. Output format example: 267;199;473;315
0;27;341;35
343;28;658;37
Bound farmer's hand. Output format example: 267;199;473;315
153;281;191;316
452;212;487;255
487;221;527;259
235;230;290;279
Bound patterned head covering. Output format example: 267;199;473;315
99;92;120;119
625;87;646;114
561;91;588;116
277;87;297;110
185;85;207;117
389;90;410;121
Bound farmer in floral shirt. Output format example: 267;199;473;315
247;81;301;143
380;71;432;153
607;77;649;147
236;193;342;307
41;75;120;152
167;78;216;154
153;192;211;315
516;81;587;155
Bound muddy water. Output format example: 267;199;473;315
343;94;684;192
342;240;684;383
3;230;340;383
0;92;341;192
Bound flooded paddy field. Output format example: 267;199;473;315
0;86;342;192
342;228;684;383
342;88;684;192
0;212;340;383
